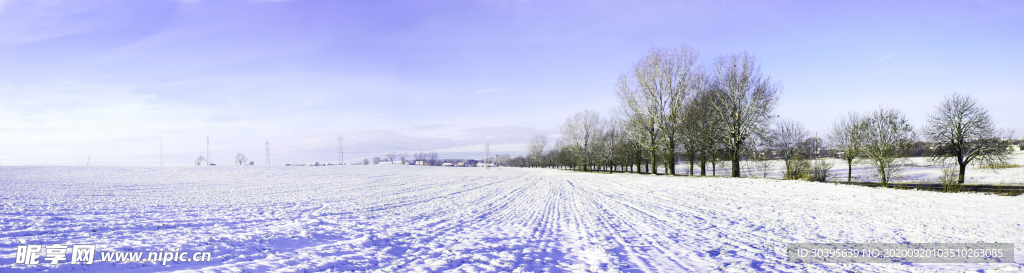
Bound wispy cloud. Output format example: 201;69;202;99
874;53;896;63
474;87;509;94
412;124;450;131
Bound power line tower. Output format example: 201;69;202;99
87;156;91;166
160;137;164;167
484;142;490;169
206;135;211;166
265;140;270;165
342;134;350;166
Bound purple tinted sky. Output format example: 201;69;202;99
0;0;1021;165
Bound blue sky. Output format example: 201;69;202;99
0;0;1021;166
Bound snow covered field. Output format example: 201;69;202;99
1;165;1022;272
687;153;1024;185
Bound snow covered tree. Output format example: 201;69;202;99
372;156;381;164
617;46;702;175
560;110;604;171
709;52;780;177
862;107;916;186
195;156;206;166
427;152;439;166
747;133;775;178
234;153;248;165
923;93;1010;184
414;152;426;164
771;119;809;179
527;135;547;167
828;112;867;182
681;88;721;176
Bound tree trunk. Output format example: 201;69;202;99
958;163;967;184
879;164;888;187
636;155;641;174
649;149;657;175
667;139;676;175
712;159;716;176
688;152;695;176
700;154;707;176
847;158;853;182
731;150;741;177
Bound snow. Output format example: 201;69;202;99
1;165;1022;272
688;153;1024;185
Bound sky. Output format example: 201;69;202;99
0;0;1021;166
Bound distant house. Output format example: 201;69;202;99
442;162;453;167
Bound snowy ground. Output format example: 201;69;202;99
1;165;1022;272
679;152;1024;185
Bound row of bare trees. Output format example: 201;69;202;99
524;46;1013;184
379;151;441;165
526;46;780;177
827;94;1011;185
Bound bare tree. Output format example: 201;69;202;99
597;121;623;173
923;93;1009;184
862;107;916;186
560;110;604;171
195;155;207;166
616;46;702;175
427;152;439;166
362;158;370;165
828;112;867;182
234;153;248;165
527;135;548;168
510;156;527;167
399;152;409;164
385;152;397;163
682;88;722;176
414;152;426;164
799;136;824;159
372;156;381;165
495;154;511;167
747;134;775;178
710;52;780;177
772;119;809;179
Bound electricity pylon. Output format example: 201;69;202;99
342;134;350;166
260;140;268;165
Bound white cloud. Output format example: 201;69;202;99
874;52;896;63
474;87;510;94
